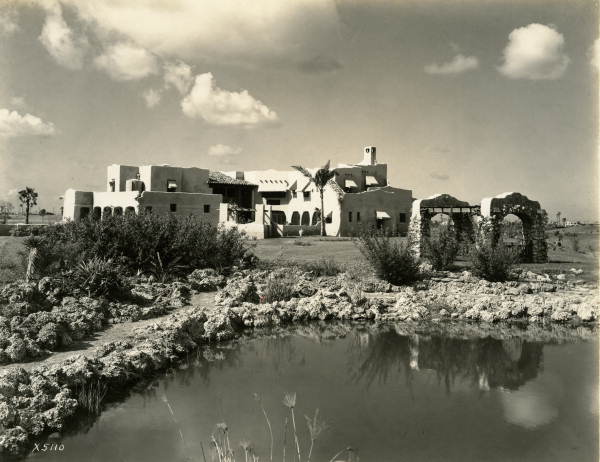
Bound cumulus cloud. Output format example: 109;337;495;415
163;60;193;94
425;54;479;75
498;24;569;80
430;172;450;181
142;89;161;108
38;3;88;70
591;38;600;71
181;73;278;127
298;55;343;73
58;0;341;64
0;109;56;138
0;8;19;36
208;144;242;157
94;42;159;81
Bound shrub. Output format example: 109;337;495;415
30;214;252;277
356;233;419;285
468;239;518;282
423;225;459;271
262;276;296;303
298;258;341;276
65;257;128;299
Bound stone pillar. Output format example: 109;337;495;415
255;204;265;225
219;203;229;223
531;212;548;263
408;210;430;259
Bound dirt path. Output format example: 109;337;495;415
0;292;216;373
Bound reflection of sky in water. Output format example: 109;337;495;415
500;383;560;429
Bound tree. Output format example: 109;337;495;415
39;208;47;224
18;187;38;224
292;161;337;236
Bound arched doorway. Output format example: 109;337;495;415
102;207;112;219
114;207;123;216
125;206;136;216
499;214;525;257
290;211;300;225
301;211;310;226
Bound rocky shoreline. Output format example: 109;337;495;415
0;267;598;457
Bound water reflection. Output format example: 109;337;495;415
349;325;544;392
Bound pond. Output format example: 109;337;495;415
28;324;598;462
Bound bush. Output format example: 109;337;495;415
30;214;252;277
356;232;419;285
262;276;296;303
65;257;128;299
298;258;341;276
423;225;459;271
468;239;518;282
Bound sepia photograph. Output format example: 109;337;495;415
0;0;598;461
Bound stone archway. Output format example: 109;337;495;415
480;192;547;263
408;194;478;258
301;211;310;226
290;211;300;225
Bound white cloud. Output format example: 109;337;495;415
142;88;161;108
58;0;341;64
94;42;159;81
181;73;278;127
0;109;56;138
591;38;600;71
163;60;193;94
430;172;450;181
425;54;479;75
208;144;242;157
0;8;19;36
38;3;88;70
498;23;569;80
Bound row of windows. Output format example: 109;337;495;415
290;191;311;200
347;212;407;223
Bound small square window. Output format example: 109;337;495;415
348;211;353;222
399;213;406;223
167;180;178;192
170;203;177;212
357;212;361;222
292;191;297;198
303;191;311;201
204;204;210;213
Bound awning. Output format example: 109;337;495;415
345;179;358;188
376;211;391;219
365;175;378;186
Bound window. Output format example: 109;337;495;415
292;191;297;198
204;204;210;213
399;213;406;223
167;180;178;192
170;203;177;212
303;191;311;201
348;211;353;222
266;199;280;205
357;212;361;222
109;179;116;192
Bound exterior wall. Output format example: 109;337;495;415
339;186;413;236
137;191;221;224
138;165;211;193
107;165;139;192
333;164;387;191
63;189;94;221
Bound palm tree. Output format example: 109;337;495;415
292;161;336;236
18;187;38;224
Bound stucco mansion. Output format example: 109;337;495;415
63;146;414;238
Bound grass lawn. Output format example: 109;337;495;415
0;236;26;283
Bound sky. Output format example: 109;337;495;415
0;0;598;220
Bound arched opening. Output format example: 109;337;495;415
499;214;526;258
79;207;90;220
102;207;112;219
271;210;286;225
311;210;320;226
125;206;136;216
301;211;310;226
114;207;123;216
92;207;101;220
428;213;454;240
290;211;300;225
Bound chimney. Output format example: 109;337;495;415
363;146;377;165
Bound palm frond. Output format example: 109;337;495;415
291;165;314;181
